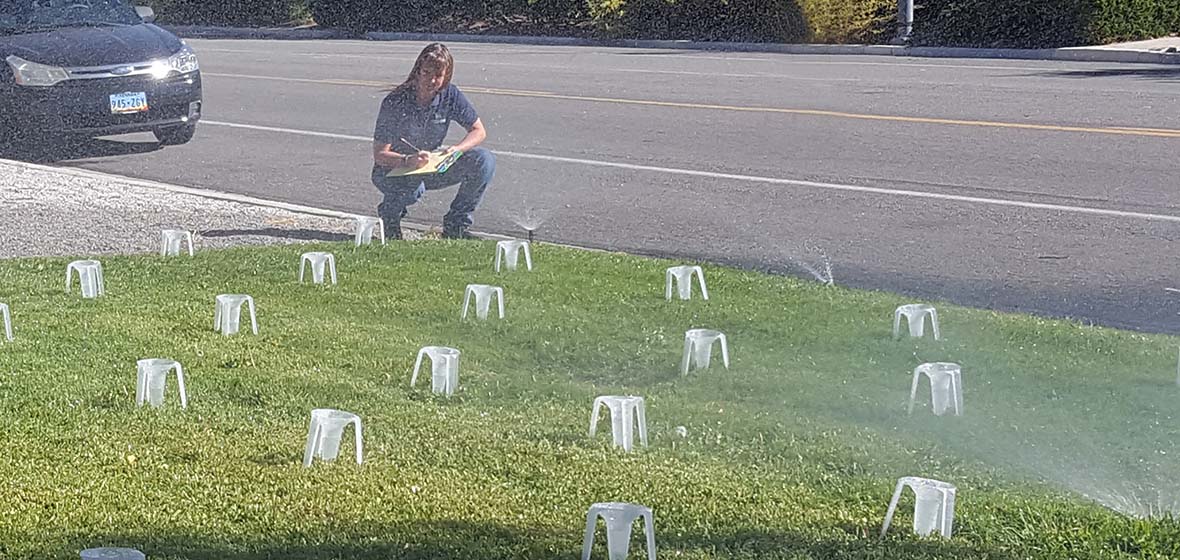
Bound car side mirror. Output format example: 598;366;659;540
135;6;156;23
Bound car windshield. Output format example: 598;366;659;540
0;0;140;30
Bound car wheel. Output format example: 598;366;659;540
154;124;197;146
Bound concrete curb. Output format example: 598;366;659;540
162;24;1180;65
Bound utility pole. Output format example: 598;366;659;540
893;0;914;45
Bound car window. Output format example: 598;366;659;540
0;0;141;29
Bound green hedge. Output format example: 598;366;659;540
798;0;895;43
913;0;1180;48
307;0;583;31
1087;0;1180;43
150;0;306;26
587;0;804;42
154;0;1180;47
306;0;891;43
587;0;894;43
305;0;388;30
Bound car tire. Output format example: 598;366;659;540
154;124;196;146
0;122;13;149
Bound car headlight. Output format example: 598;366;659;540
167;45;199;75
5;55;69;87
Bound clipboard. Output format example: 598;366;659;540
385;150;464;177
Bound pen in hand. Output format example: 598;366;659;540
397;137;431;169
399;137;424;153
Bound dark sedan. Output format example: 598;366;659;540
0;0;201;146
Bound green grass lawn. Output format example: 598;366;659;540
0;240;1177;559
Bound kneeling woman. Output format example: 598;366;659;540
370;42;495;239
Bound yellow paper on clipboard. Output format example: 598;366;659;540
385;150;464;177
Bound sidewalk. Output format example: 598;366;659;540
163;24;1180;65
0;159;393;259
1090;36;1180;53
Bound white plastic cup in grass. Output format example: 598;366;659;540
893;304;940;340
160;229;194;257
411;346;461;397
665;265;708;301
908;362;963;416
299;252;337;285
589;396;648;452
80;548;145;560
581;502;656;560
135;358;187;409
354;216;385;246
1176;347;1179;387
303;408;363;467
0;302;12;342
66;260;105;299
213;294;258;336
495;240;532;272
461;284;504;320
881;477;957;538
680;329;729;376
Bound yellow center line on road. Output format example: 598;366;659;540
202;71;1180;139
1107;126;1180;133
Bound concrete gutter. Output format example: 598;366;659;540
163;24;1180;65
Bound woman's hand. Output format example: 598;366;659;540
407;150;431;169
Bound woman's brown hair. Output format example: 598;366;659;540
390;43;454;95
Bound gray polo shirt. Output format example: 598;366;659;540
373;83;479;156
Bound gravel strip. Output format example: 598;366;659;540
0;161;421;259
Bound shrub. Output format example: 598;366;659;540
587;0;893;43
913;0;1091;48
306;0;889;43
307;0;584;32
151;0;1180;46
306;0;406;31
1086;0;1180;43
798;0;894;43
588;0;809;42
306;0;456;31
151;0;305;26
913;0;1180;48
528;0;588;22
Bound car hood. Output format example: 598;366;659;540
0;24;180;67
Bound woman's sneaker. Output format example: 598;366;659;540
442;225;474;239
383;219;403;240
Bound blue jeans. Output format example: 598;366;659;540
370;147;496;231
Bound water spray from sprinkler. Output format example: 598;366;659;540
788;242;835;286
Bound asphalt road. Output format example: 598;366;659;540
36;39;1180;332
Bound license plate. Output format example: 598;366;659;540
109;91;148;114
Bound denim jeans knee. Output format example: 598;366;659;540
371;170;425;223
465;147;496;183
442;147;496;230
